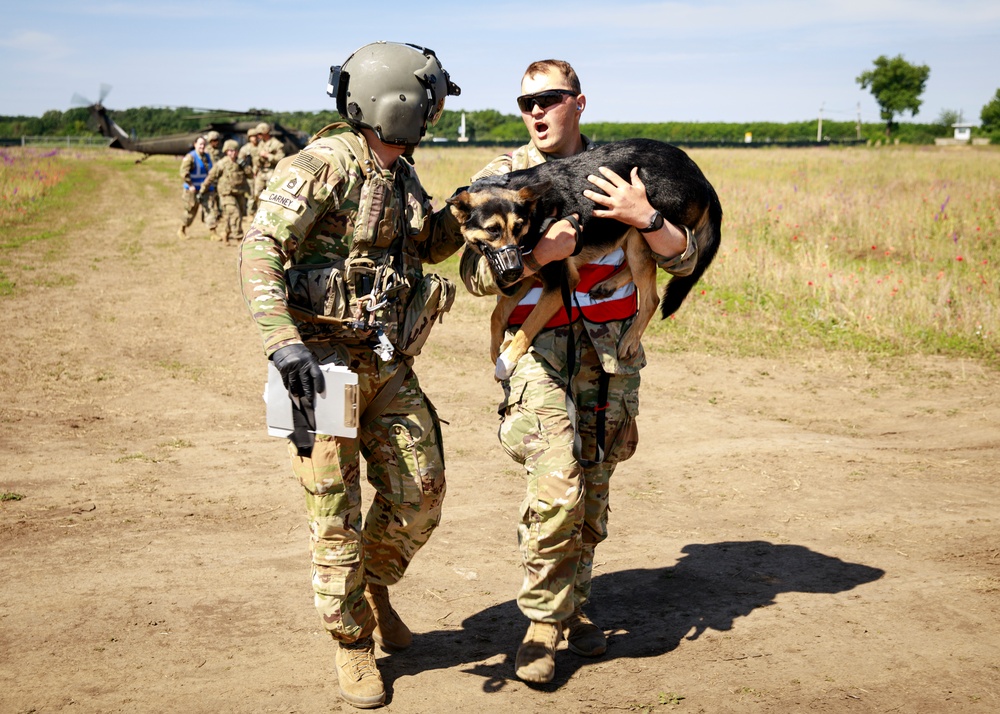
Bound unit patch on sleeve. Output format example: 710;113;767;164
291;152;325;177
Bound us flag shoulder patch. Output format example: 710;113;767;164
291;152;325;177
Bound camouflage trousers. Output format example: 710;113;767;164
217;195;247;242
289;341;446;643
181;188;217;229
498;340;639;623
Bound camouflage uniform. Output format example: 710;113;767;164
239;128;464;643
459;140;698;623
204;133;224;219
200;152;252;244
254;133;286;203
179;149;217;230
238;134;261;214
206;138;223;164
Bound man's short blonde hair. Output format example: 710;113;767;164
523;59;581;94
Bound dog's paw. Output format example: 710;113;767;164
620;335;641;359
495;351;517;381
589;284;615;300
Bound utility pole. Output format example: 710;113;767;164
817;102;824;142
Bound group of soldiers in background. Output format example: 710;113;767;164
177;122;285;244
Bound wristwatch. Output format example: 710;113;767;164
638;210;664;234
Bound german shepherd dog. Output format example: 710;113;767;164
448;138;722;379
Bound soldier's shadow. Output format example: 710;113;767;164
381;540;884;696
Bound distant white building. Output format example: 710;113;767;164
935;121;988;146
952;122;974;141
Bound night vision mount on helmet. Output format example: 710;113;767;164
327;41;461;147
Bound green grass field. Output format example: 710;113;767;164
4;144;998;364
414;144;1000;365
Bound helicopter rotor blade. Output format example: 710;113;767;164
71;93;93;107
183;107;273;119
99;83;112;104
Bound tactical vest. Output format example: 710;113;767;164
285;126;453;357
184;151;213;191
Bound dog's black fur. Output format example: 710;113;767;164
449;138;722;377
463;137;722;319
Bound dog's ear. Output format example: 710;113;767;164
446;188;472;224
473;174;510;189
516;180;552;204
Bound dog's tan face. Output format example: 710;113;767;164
447;185;539;254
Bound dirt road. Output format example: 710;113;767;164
1;154;998;713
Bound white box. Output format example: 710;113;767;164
264;362;359;439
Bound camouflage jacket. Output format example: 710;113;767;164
255;137;285;174
459;139;698;375
239;129;465;356
207;146;223;165
200;155;252;197
238;142;259;172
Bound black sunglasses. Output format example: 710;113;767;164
516;89;578;113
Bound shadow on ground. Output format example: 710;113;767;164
382;540;885;697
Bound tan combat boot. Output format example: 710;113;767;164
364;582;412;652
176;226;187;240
335;636;385;709
564;607;607;657
515;621;561;683
209;228;222;242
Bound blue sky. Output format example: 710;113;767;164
2;1;998;126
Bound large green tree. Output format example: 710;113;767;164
856;54;931;137
981;89;1000;139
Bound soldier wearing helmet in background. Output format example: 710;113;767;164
177;135;218;240
202;130;224;227
253;121;285;199
239;41;463;709
205;130;223;163
238;126;261;213
200;139;252;245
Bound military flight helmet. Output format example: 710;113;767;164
327;41;461;147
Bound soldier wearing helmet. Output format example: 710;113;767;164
238;127;261;212
239;41;462;709
253;121;284;199
204;130;223;163
200;137;252;245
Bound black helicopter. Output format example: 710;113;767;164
74;85;309;162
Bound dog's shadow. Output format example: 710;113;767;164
381;540;884;694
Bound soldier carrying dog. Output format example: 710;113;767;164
460;59;699;684
238;41;463;709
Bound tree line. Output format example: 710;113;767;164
5;53;1000;146
0;105;987;146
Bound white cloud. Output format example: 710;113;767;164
0;30;71;61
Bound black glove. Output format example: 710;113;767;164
271;344;325;407
272;344;325;457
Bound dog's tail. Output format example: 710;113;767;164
659;189;723;320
